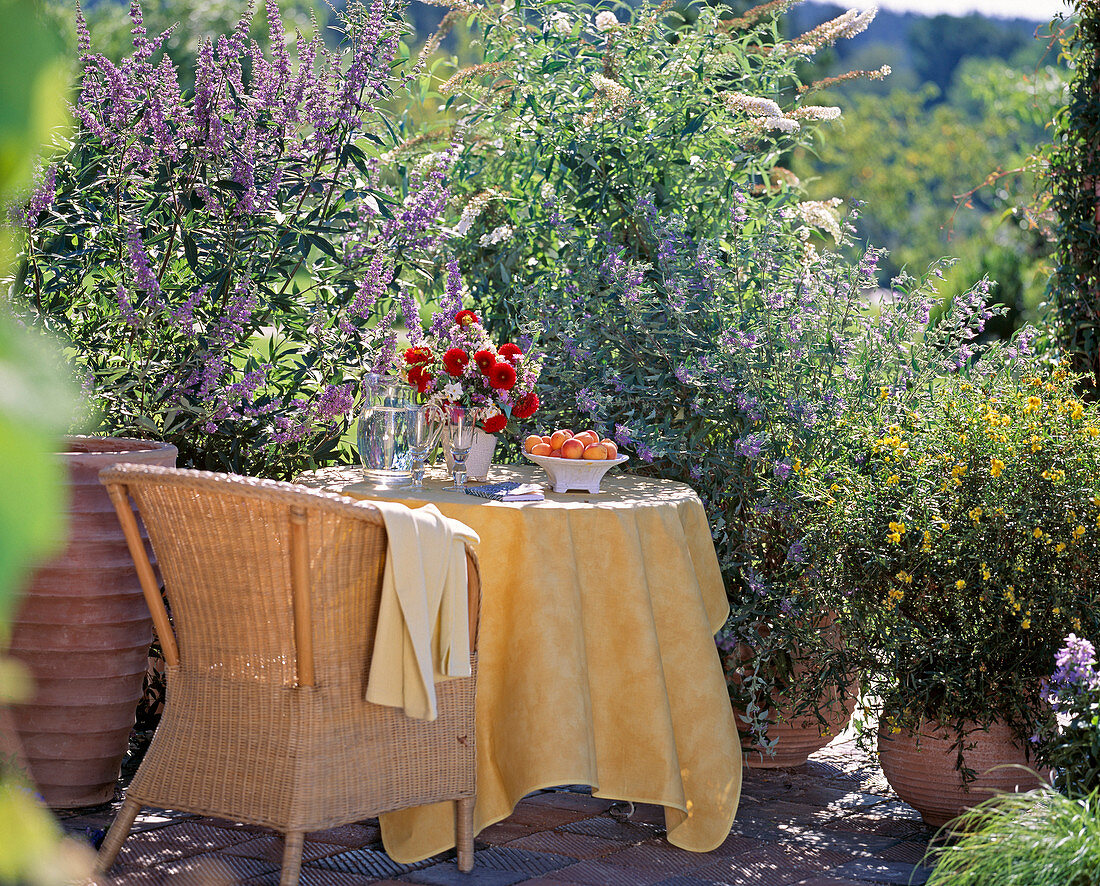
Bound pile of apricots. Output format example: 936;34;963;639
524;429;619;460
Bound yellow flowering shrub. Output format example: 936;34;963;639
808;360;1100;761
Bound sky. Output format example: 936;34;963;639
849;0;1071;20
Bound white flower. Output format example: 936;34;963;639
689;154;702;167
791;105;842;122
839;7;877;39
592;73;630;107
795;199;844;243
479;224;514;247
550;11;571;35
723;92;782;118
761;117;800;134
442;382;464;401
455;190;497;236
594;11;619;32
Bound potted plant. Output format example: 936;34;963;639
811;354;1100;825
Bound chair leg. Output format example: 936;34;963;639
95;798;141;872
280;831;306;886
455;797;475;872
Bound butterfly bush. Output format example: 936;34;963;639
405;0;982;747
1041;634;1100;796
9;0;452;479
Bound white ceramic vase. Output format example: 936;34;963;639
444;428;498;482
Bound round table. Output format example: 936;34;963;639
296;464;741;861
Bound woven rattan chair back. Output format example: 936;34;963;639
92;465;477;885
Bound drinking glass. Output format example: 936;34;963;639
406;406;443;490
446;405;476;488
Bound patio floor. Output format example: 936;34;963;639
61;738;936;886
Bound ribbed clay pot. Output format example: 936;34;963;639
7;436;177;808
878;719;1046;828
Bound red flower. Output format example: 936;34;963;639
407;365;433;394
512;391;539;419
474;349;496;374
443;347;470;376
404;346;433;365
481;413;508;434
455;310;480;327
498;343;523;363
488;361;517;391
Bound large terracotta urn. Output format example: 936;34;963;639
878;719;1047;828
7;436;177;807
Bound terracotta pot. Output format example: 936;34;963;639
878;719;1046;828
742;683;858;769
7;436;177;808
444;428;498;482
729;614;858;768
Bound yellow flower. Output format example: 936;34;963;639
1033;527;1044;539
896;570;913;584
1074;525;1086;540
1074;617;1083;631
955;579;966;590
921;531;932;552
1056;543;1066;553
886;474;900;486
1026;396;1042;414
830;483;840;492
981;562;991;581
1053;607;1061;615
968;507;982;523
888;587;905;604
793;458;802;474
1086;425;1099;438
990;458;1005;478
880;386;889;400
1070;401;1085;421
1030;436;1042;453
1022;618;1031;629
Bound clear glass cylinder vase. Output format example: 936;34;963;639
356;372;415;486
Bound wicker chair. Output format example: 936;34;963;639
93;465;479;885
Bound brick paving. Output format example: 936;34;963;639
61;740;936;886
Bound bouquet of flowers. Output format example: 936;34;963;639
400;307;541;434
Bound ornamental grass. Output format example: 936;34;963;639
924;788;1100;886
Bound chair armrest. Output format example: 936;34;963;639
466;546;481;652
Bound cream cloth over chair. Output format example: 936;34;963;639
367;501;480;721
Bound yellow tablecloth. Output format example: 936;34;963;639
297;464;741;861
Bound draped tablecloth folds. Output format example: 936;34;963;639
296;464;742;862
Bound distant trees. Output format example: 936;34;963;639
909;14;1033;95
